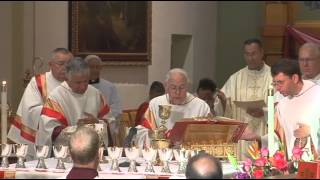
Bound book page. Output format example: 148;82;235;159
233;100;266;109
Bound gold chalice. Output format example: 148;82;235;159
157;105;172;139
151;105;172;163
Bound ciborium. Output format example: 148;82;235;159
14;144;28;168
35;145;49;169
53;145;69;170
1;144;13;168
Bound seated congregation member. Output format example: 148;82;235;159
8;48;73;159
85;55;122;140
134;68;212;147
36;57;111;147
135;81;165;126
195;78;226;116
67;127;100;179
185;152;223;179
244;59;320;160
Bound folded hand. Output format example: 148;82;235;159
294;123;310;138
77;112;99;125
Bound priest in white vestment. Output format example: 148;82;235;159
134;68;212;148
221;39;272;160
84;55;122;142
272;59;320;160
36;57;111;147
7;48;72;159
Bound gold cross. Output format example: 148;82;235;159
248;76;260;99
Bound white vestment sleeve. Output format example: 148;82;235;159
133;125;151;148
36;114;61;146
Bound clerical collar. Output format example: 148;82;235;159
89;78;100;84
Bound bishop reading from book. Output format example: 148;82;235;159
133;68;212;148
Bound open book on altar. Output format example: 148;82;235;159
167;116;248;145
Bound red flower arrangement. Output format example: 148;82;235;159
229;142;304;179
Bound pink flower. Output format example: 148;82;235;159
255;157;267;167
273;151;285;161
244;158;252;166
261;147;269;157
244;165;251;172
252;169;264;179
243;159;252;172
292;147;303;160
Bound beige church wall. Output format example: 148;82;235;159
150;2;217;92
216;1;264;87
2;1;218;111
34;1;68;67
0;2;13;108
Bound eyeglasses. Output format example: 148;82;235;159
271;80;285;87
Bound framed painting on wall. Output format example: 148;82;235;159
69;1;151;65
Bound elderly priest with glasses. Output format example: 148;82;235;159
132;68;212;148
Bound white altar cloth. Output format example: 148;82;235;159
1;157;237;179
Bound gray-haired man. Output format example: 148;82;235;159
36;57;112;147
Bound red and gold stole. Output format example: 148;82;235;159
11;74;47;143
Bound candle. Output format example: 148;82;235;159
267;85;275;155
1;81;7;144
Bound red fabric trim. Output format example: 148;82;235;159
12;117;21;129
20;131;35;143
135;102;149;126
41;107;68;126
11;116;36;143
0;170;4;178
141;118;152;129
35;74;44;98
98;105;110;119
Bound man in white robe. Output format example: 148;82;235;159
84;55;122;142
7;48;72;159
135;68;211;148
36;57;111;147
221;39;272;160
272;59;319;160
275;42;320;102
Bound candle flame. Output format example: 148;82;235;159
2;81;6;85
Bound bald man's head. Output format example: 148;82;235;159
69;127;100;165
186;152;223;179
